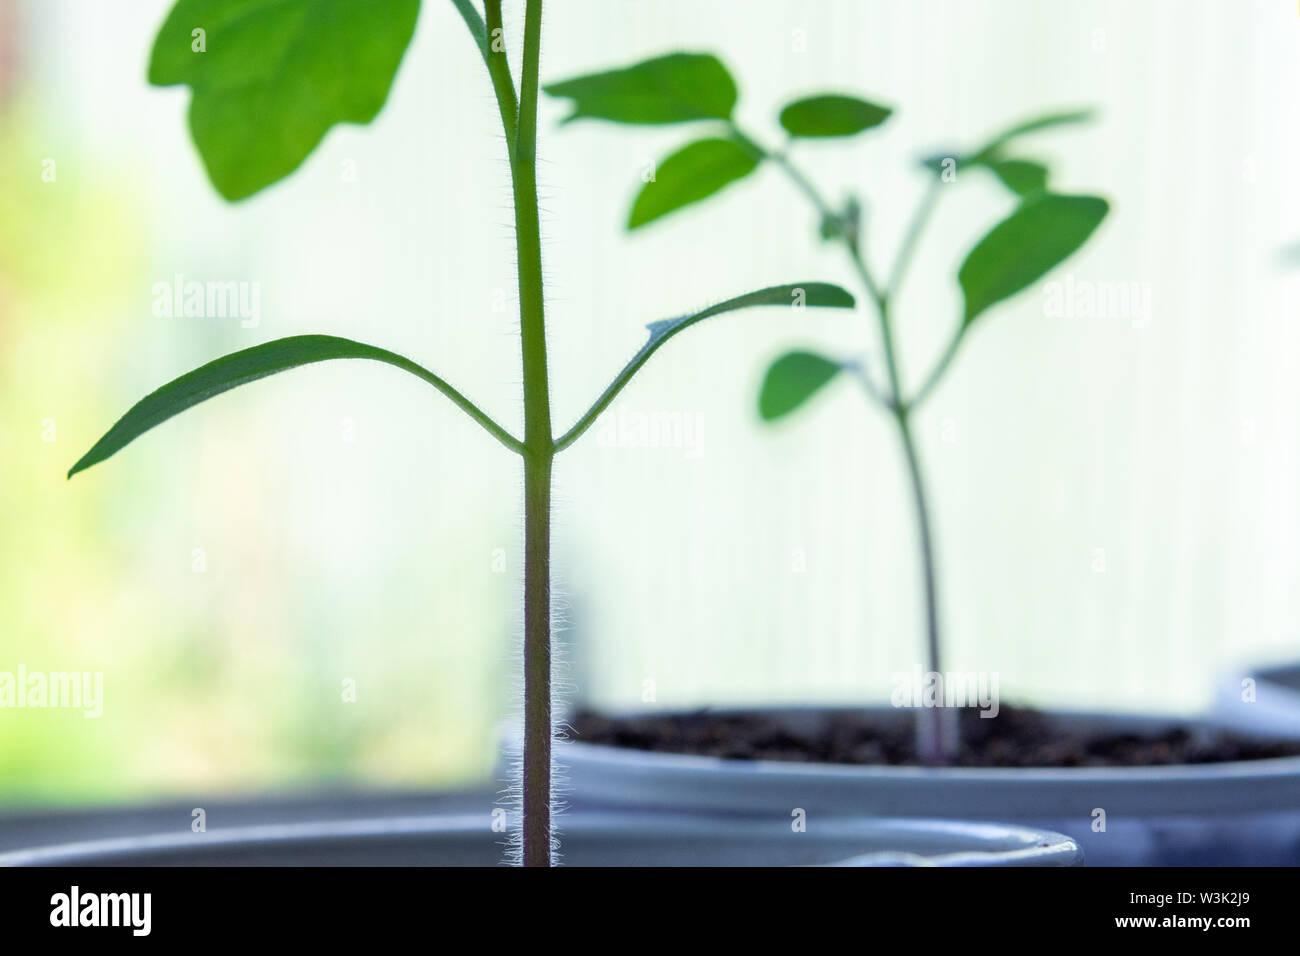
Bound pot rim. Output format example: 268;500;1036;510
0;811;1081;868
559;705;1300;783
1226;660;1300;684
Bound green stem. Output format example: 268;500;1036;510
521;445;552;865
391;357;522;454
889;176;952;413
512;2;550;451
483;1;519;150
765;136;960;762
909;326;965;411
768;148;887;308
450;0;489;65
511;0;553;868
850;204;957;762
735;127;891;407
768;150;836;220
860;255;953;763
885;178;942;300
846;243;899;405
475;0;552;866
895;408;953;763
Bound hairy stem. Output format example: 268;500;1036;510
475;0;552;866
483;1;519;149
450;0;489;64
513;1;550;454
511;0;553;868
521;448;552;865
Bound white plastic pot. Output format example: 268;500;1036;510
0;810;1081;867
558;707;1300;866
1215;663;1300;739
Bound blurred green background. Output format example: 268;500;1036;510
3;0;1300;807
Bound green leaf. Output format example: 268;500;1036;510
644;282;856;342
555;282;856;451
970;109;1095;162
959;193;1108;326
629;138;759;229
987;158;1048;196
919;152;957;175
68;335;520;478
921;109;1094;178
149;0;420;201
543;52;737;125
779;94;891;138
759;351;844;420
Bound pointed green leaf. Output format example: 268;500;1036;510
645;282;856;343
149;0;420;201
921;109;1094;177
987;158;1049;196
629;138;759;229
959;193;1108;327
970;109;1095;162
68;335;520;478
543;52;737;125
555;282;856;451
759;351;844;420
779;94;891;138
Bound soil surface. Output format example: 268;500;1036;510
566;706;1300;768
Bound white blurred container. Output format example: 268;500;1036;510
1215;663;1300;739
559;707;1300;866
0;810;1081;867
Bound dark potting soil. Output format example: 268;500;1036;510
566;706;1300;768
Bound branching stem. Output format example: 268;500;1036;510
744;122;962;762
471;0;553;865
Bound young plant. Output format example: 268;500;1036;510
67;3;855;864
547;53;1109;764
